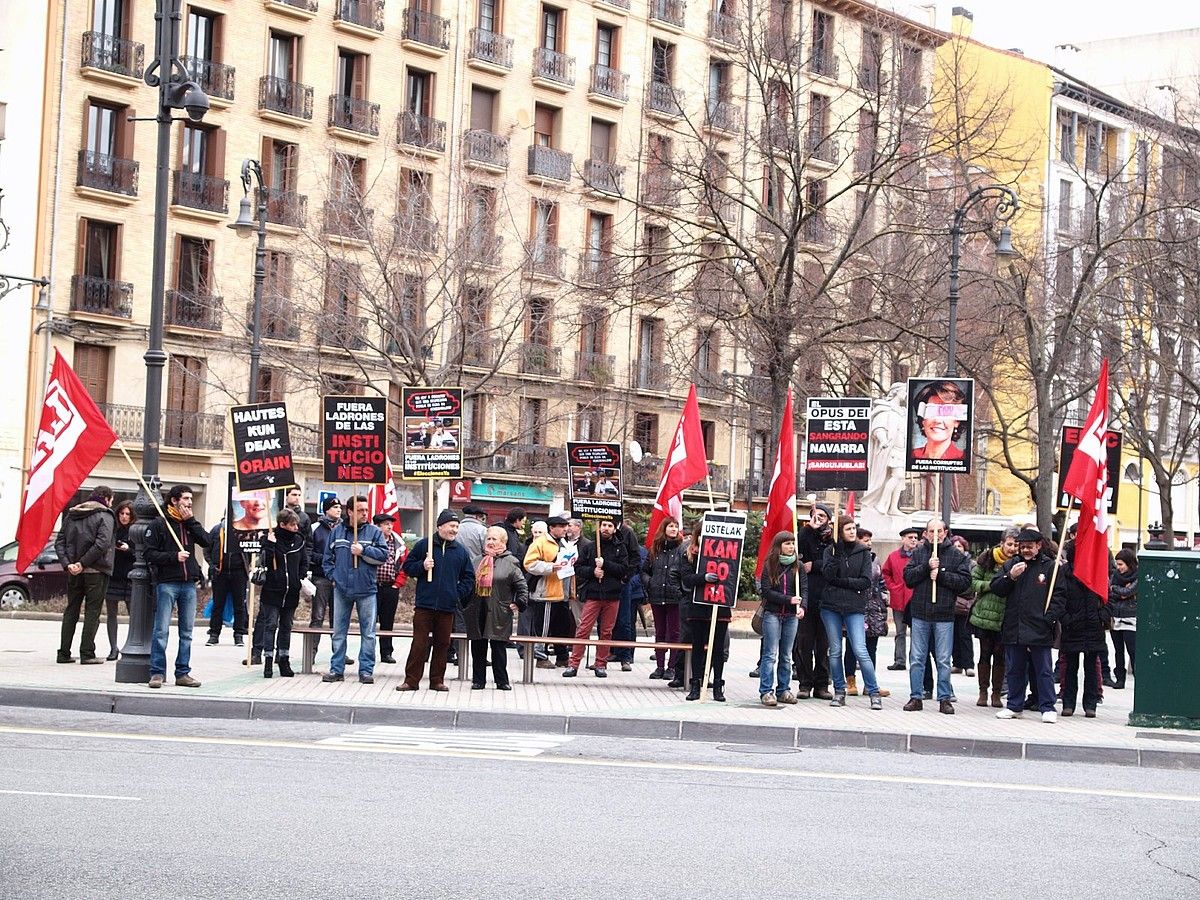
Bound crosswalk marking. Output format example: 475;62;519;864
318;726;571;757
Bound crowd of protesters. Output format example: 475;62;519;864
52;484;1140;722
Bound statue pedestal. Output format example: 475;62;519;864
859;507;912;560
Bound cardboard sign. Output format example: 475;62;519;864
322;395;388;484
1058;427;1122;514
226;471;283;556
905;377;974;475
230;401;295;493
804;397;870;491
693;511;747;608
400;387;464;479
567;441;622;521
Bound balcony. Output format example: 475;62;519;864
166;290;223;332
70;275;132;319
263;0;319;18
76;150;139;198
532;47;575;90
463;129;509;170
807;135;839;165
708;10;742;47
588;65;629;104
323;199;374;241
578;252;619;287
527;145;572;184
459;336;495;368
172;171;229;215
510;443;565;475
692;266;739;312
808;49;840;80
329;95;380;138
853;144;875;174
696;193;736;224
583;158;624;196
259;75;314;121
334;0;384;32
801;214;829;244
649;0;686;29
460;231;504;267
595;0;630;8
289;421;321;459
402;7;450;54
519;342;561;377
97;403;144;443
467;28;513;71
396;111;446;156
252;299;302;341
256;187;308;229
164;410;225;451
646;81;684;119
692;368;726;400
182;57;235;103
641;169;681;207
763;119;789;153
635;358;669;392
705;99;741;134
394;214;438;253
523;241;565;279
575;351;615;384
81;32;144;81
320;312;368;350
735;475;767;499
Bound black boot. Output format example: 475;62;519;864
685;679;701;701
277;657;294;678
263;657;273;678
713;680;726;702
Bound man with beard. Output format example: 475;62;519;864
794;504;834;700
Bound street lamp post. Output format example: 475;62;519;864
229;160;268;399
942;184;1019;528
115;0;209;683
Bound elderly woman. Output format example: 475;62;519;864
463;525;529;690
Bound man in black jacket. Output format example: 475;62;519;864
205;520;248;647
793;504;834;699
902;518;971;714
563;519;628;678
990;527;1066;723
144;484;210;688
54;486;116;664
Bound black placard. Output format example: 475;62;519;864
400;387;464;479
804;396;870;491
567;441;622;521
226;471;283;556
230;401;295;492
1058;427;1122;514
905;377;974;475
693;511;747;609
322;395;388;485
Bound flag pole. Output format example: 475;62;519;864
114;440;185;554
700;604;718;703
1045;504;1073;613
352;482;359;568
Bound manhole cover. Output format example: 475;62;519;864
715;744;802;754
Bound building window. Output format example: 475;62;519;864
254;366;286;403
478;0;500;31
634;412;659;456
469;85;497;131
700;419;715;459
406;66;433;115
899;45;922;104
650;39;674;84
596;22;618;68
539;4;564;51
331;152;365;201
175;236;213;295
576;404;602;440
166;355;205;415
521;397;547;444
323;373;362;396
527;296;552;345
580;305;607;354
1058;179;1073;230
810;10;834;74
268;30;300;81
530;198;559;246
859;29;882;90
73;345;112;405
325;260;361;318
337;48;369;99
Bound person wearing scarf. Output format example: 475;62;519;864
462;526;529;690
820;517;884;708
757;531;807;707
969;527;1018;707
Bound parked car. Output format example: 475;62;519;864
0;536;68;609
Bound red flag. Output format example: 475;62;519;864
366;456;400;520
645;385;710;549
1061;359;1110;599
16;350;118;571
845;491;856;519
754;391;797;577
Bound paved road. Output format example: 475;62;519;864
1;707;1197;898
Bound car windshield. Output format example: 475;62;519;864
0;541;17;564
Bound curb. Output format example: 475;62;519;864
1;684;1197;770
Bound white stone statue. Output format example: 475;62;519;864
862;382;908;517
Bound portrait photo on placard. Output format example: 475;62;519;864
905;377;973;475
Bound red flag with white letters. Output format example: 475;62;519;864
16;350;118;571
367;456;400;520
645;385;710;549
754;391;797;577
1061;359;1110;599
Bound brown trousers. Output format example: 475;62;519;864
404;608;455;687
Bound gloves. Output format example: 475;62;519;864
704;572;719;584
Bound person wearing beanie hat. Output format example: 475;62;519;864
321;495;389;685
437;509;460;526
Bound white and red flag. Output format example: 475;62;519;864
367;455;400;520
754;391;797;577
17;350;118;571
1061;359;1111;599
645;384;710;549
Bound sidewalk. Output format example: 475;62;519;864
2;616;1198;768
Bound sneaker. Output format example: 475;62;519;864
562;667;578;678
233;636;244;647
536;659;557;669
649;667;666;679
1041;710;1057;723
749;667;760;678
148;674;164;689
594;667;608;678
870;695;883;710
903;698;923;712
322;672;344;683
965;668;976;677
777;691;798;705
886;663;906;671
56;653;77;664
205;636;218;646
995;708;1022;719
761;691;778;707
829;694;846;707
620;662;632;672
175;675;201;688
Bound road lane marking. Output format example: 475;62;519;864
318;726;571;756
0;788;140;801
0;724;1196;805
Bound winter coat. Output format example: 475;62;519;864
144;511;210;584
323;521;389;598
642;538;684;604
310;516;338;579
820;541;874;616
903;539;973;623
990;552;1065;646
672;540;732;623
576;533;629;602
1109;570;1137;627
260;526;308;610
55;500;116;574
969;548;1008;633
285;502;313;562
626;546;648;602
206;523;246;574
881;547;914;612
402;535;475;613
463;551;529;641
457;517;487;567
111;523;134;583
1056;569;1107;652
757;562;807;617
498;521;527;563
797;525;833;607
865;555;889;637
523;533;566;601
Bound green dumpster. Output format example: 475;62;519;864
1129;550;1200;729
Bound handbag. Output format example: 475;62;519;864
249;566;267;586
751;605;764;636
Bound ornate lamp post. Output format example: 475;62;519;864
228;160;268;399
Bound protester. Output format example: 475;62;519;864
398;510;475;691
464;526;528;689
54;486;116;665
610;520;645;671
206;519;248;648
563;518;629;679
104;499;134;660
821;518;884;709
902;518;971;714
144;485;209;688
308;496;343;664
1056;541;1106;717
948;534;977;676
672;518;728;701
757;531;806;707
794;504;833;699
523;514;573;668
882;526;918;670
844;527;891;698
564;518;590;624
991;527;1066;722
374;513;406;665
642;519;684;680
259;509;307;678
1109;548;1137;689
969;527;1016;707
457;503;488;565
500;507;528;559
321;495;389;685
283;486;312;553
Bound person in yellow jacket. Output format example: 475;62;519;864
523;515;574;668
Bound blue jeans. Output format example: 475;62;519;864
820;608;879;696
759;611;799;695
330;587;377;676
909;618;954;700
150;581;197;678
